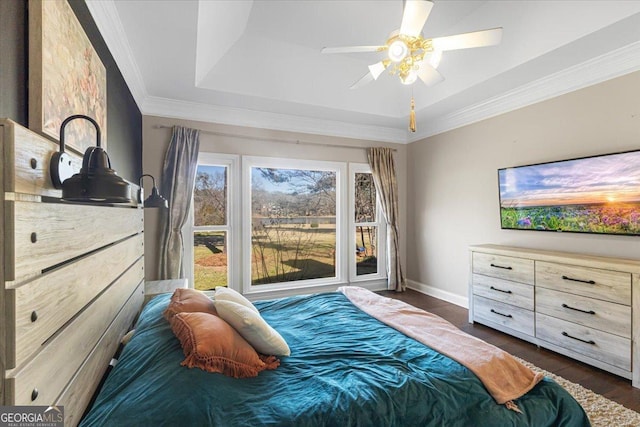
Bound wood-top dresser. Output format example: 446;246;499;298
469;244;640;388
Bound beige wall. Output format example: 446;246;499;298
407;71;640;306
142;115;408;285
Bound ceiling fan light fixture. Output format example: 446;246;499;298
401;71;418;85
388;39;409;62
321;3;502;90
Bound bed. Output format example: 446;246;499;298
1;120;589;426
80;290;590;426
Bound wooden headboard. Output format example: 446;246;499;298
1;119;144;426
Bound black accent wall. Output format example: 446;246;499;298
0;0;142;182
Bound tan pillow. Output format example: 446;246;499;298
163;288;217;320
214;286;259;314
215;299;291;356
170;312;279;378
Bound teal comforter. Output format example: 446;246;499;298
81;292;590;426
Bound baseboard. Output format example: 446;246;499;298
406;279;469;309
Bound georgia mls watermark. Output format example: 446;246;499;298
0;406;64;427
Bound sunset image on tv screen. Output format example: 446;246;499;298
498;150;640;235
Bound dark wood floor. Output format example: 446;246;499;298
381;289;640;413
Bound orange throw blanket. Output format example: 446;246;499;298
338;286;543;408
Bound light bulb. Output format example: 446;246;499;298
401;71;418;85
388;40;408;62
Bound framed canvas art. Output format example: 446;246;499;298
29;0;107;153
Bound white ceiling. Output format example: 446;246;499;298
86;0;640;143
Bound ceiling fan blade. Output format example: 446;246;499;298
417;61;444;87
399;0;434;38
431;27;503;51
321;46;384;54
350;71;375;90
368;61;388;80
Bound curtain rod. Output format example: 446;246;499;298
152;124;397;152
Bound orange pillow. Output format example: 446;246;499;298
163;288;217;320
170;312;280;378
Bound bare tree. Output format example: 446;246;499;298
256;168;337;211
355;173;376;256
194;170;226;226
250;167;337;284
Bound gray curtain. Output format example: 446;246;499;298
159;126;200;279
367;147;406;292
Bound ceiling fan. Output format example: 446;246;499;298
321;0;503;90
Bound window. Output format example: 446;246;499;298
243;157;346;291
186;154;239;290
186;154;385;295
349;164;385;281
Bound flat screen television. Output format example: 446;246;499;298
498;150;640;236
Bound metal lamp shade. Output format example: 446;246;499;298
138;173;168;209
50;115;132;204
143;186;168;208
62;146;131;203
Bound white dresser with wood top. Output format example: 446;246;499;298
469;244;640;388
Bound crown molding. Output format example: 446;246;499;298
409;40;640;142
85;0;148;107
142;96;408;144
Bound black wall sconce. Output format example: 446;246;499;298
139;174;168;208
50;114;132;203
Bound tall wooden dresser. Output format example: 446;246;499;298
1;119;144;425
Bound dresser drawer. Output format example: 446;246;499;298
473;296;534;337
536;313;630;371
536;287;630;338
536;261;631;305
472;274;534;310
472;252;534;285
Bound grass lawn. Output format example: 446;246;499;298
251;224;336;284
194;224;379;289
194;246;227;290
193;231;227;290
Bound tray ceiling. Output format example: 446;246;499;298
87;0;640;143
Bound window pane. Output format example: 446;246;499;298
251;167;336;285
194;165;227;226
356;226;378;276
355;173;376;222
194;231;227;290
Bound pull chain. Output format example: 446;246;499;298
409;95;416;133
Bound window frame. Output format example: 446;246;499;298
185;154;388;297
242;156;347;294
348;163;387;283
184;153;240;291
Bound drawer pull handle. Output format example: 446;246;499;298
561;303;595;315
490;286;512;294
490;309;512;318
562;275;595;285
562;331;595;345
490;263;512;270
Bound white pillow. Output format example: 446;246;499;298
214;299;291;356
214;286;259;314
